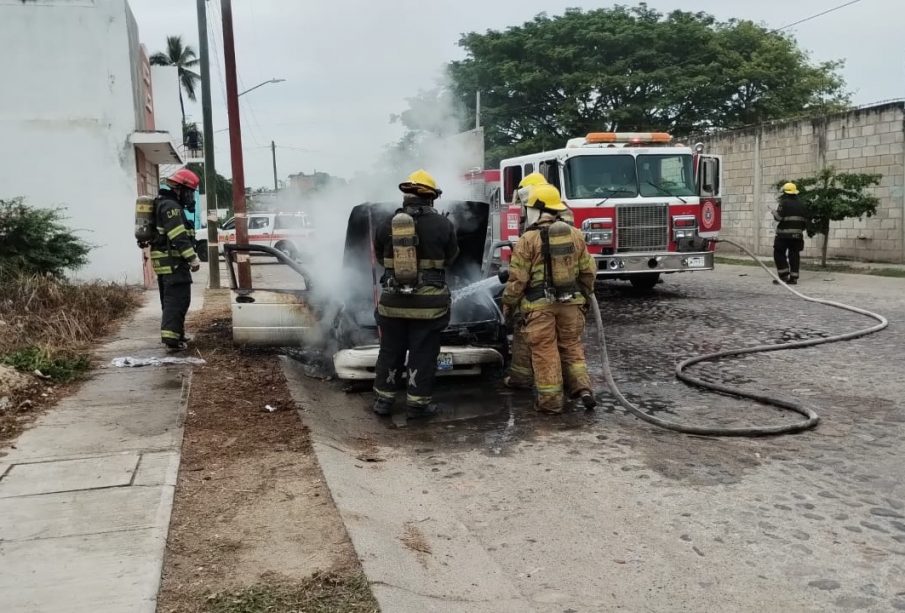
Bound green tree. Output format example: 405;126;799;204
439;5;848;164
150;35;201;127
0;198;91;278
776;168;881;267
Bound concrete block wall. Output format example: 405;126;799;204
699;102;905;263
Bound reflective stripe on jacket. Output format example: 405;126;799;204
502;217;596;313
151;190;197;276
374;201;459;320
774;196;808;236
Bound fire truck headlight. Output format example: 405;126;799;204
585;230;613;245
674;229;695;240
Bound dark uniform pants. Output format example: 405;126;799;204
773;235;804;281
374;312;450;407
158;269;192;344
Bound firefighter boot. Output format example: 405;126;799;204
580;391;597;410
406;402;442;419
373;397;394;416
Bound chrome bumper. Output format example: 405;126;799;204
333;345;504;380
594;251;714;275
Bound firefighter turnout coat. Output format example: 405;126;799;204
502;216;596;412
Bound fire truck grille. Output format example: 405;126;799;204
616;203;668;252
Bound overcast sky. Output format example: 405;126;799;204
129;0;901;187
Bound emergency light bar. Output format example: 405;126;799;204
585;132;673;144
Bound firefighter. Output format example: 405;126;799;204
372;170;459;418
502;184;597;413
504;174;577;390
147;168;201;351
773;182;809;285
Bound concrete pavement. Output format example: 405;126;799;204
283;265;905;612
0;282;204;613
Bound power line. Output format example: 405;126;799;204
770;0;865;33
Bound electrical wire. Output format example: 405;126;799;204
589;238;888;436
770;0;865;33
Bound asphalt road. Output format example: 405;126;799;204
284;264;905;612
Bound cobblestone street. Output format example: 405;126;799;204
288;263;905;612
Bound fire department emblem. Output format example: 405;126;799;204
701;201;716;229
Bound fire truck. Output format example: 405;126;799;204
493;132;722;289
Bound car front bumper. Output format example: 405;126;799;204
594;250;714;275
333;345;505;380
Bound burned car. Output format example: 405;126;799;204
225;200;509;380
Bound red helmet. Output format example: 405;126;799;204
166;168;200;190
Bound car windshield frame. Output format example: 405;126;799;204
637;153;696;197
564;154;638;199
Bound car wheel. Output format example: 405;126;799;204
629;273;660;291
275;241;299;261
195;240;209;262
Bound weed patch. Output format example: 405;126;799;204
205;572;378;613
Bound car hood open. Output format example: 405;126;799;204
338;200;503;346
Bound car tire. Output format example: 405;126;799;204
629;273;660;291
275;241;299;261
195;240;209;262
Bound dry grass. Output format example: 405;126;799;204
0;273;141;379
157;290;378;613
0;273;142;444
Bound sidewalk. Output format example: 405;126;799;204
0;282;204;613
715;248;905;272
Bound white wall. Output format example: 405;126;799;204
0;0;144;282
151;65;182;143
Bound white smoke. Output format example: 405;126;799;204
276;75;484;307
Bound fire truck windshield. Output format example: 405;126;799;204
637;154;695;197
564;153;695;200
565;155;636;199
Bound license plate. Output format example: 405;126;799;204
687;256;706;268
437;353;453;371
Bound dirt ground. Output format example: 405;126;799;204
156;290;378;613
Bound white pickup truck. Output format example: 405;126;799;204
218;212;313;260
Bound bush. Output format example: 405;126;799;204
1;348;90;383
0;197;91;279
0;272;141;381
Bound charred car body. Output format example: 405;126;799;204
225;200;508;380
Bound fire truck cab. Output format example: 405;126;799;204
497;132;722;289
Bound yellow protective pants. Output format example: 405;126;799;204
523;303;591;413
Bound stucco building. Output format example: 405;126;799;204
0;0;186;283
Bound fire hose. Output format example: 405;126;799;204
588;238;888;436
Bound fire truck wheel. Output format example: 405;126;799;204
629;273;660;291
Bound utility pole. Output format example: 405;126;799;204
475;91;481;130
271;140;278;191
220;0;250;288
196;0;220;289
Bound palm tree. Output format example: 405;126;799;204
150;35;201;128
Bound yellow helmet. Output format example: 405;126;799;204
526;184;567;212
781;182;799;195
399;169;442;199
518;172;548;189
515;172;549;203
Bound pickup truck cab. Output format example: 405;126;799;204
219;212;313;260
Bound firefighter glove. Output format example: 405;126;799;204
189;258;201;272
